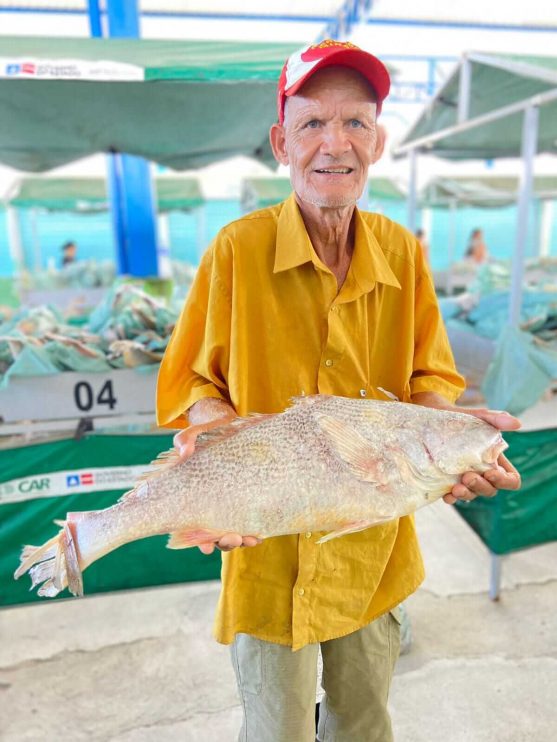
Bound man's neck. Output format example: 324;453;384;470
295;196;356;289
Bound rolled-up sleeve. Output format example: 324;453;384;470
156;237;232;429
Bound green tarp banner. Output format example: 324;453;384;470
456;428;557;554
0;434;221;607
0;37;299;171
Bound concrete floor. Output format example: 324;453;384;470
1;501;556;742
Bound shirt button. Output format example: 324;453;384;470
298;588;305;596
325;359;333;367
305;532;312;539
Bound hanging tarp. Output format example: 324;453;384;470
421;175;557;208
368;178;406;201
8;177;108;212
456;428;557;554
0;433;221;607
241;178;292;211
0;36;299;172
155;178;204;212
7;176;204;213
396;52;557;159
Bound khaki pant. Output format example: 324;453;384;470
230;610;401;742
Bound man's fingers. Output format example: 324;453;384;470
460;407;522;431
218;533;244;550
483;453;521;491
446;452;522;508
198;533;262;555
242;536;262;547
458;472;497;498
173;429;199;460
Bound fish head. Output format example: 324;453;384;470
421;411;508;476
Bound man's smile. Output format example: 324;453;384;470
313;167;354;174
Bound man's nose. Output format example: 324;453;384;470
320;124;351;158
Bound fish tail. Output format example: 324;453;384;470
14;521;84;598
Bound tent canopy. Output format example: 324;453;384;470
421;175;557;208
395;52;557;159
6;176;204;212
0;36;299;172
241;176;405;211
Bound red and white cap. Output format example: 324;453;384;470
277;39;391;124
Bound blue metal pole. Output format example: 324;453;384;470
104;0;160;277
87;0;102;38
106;0;140;37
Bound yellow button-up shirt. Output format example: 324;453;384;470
157;194;464;650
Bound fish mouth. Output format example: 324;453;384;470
482;434;509;465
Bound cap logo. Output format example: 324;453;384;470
301;40;359;61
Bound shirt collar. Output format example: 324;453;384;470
348;208;401;295
274;193;315;273
274;193;401;295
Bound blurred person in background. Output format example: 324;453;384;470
465;228;489;264
415;227;430;263
61;240;77;267
158;40;521;742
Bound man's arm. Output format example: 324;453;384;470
411;391;522;504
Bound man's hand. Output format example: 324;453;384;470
196;534;262;555
411;393;522;505
173;398;262;554
442;407;522;504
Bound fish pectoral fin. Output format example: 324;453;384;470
316;517;392;544
317;415;388;484
166;528;228;549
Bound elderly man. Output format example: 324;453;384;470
157;40;520;742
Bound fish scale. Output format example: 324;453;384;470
14;394;507;598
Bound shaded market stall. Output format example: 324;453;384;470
5;175;205;308
0;35;298;276
0;35;299;605
393;52;557;597
394;51;557;324
422;174;557;294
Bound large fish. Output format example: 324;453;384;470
14;395;507;598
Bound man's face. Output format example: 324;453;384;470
272;67;381;210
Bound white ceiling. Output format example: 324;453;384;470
0;2;556;26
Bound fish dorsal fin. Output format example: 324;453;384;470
289;394;331;409
119;413;273;503
317;414;388;484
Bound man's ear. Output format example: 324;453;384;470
371;124;387;164
269;123;289;166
